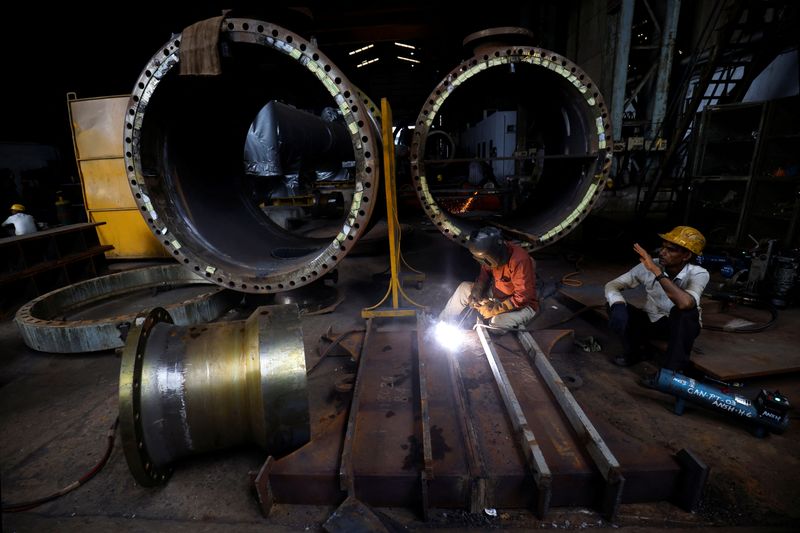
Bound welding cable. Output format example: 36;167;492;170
2;417;119;513
559;254;584;288
560;271;583;288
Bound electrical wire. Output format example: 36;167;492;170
559;254;584;288
560;271;583;288
2;417;120;513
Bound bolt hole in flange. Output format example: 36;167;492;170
409;41;612;250
124;18;380;293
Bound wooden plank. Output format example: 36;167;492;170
0;222;105;244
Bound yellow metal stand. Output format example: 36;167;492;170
362;99;427;319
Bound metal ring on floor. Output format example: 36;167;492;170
14;264;240;353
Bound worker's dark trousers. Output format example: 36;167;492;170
611;304;701;371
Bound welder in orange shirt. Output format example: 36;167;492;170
439;226;538;331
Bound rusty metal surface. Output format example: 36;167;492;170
262;325;697;516
475;325;552;517
14;264;239;353
415;313;434;518
119;304;309;486
518;330;624;521
350;328;421;506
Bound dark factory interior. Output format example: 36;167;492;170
1;1;799;532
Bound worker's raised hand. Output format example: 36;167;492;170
633;243;659;275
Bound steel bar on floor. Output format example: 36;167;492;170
518;331;625;521
476;325;552;518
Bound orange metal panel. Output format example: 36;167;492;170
89;211;170;259
80;159;135;209
69;93;169;259
70;96;128;159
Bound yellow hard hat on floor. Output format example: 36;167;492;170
658;226;705;255
10;203;25;212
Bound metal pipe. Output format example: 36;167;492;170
649;0;682;139
654;369;790;436
410;45;612;250
119;304;310;486
123;19;381;294
244;100;354;177
611;0;635;141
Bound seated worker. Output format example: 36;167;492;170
439;226;538;330
2;203;37;236
604;226;709;374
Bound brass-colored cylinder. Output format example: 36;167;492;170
119;305;309;486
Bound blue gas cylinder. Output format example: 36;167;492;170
720;264;735;278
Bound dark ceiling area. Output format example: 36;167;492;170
1;2;573;159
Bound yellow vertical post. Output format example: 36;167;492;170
381;98;401;309
361;98;427;318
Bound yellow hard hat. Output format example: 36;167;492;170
10;203;25;212
658;226;706;255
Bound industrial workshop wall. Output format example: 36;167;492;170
410;47;613;250
123;18;381;294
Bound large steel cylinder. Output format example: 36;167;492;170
123;18;380;293
410;45;612;250
119;304;309;486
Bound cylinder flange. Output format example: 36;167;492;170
123;18;380;293
118;304;310;486
410;46;612;249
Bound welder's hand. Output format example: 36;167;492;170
477;299;506;318
468;282;486;305
607;302;628;334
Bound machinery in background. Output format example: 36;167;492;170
700;237;799;308
245;101;352;231
654;369;790;438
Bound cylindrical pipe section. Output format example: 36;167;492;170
410;46;612;250
123;19;381;293
655;369;790;435
119;304;310;486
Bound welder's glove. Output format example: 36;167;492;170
607;302;628;334
477;299;515;318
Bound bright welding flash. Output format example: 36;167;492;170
433;321;466;351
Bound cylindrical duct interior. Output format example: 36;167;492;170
118;304;310;486
410;46;612;250
124;19;380;293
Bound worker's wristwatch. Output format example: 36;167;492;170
654;271;669;282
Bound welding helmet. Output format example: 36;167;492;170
10;203;25;212
658;226;706;256
468;227;510;268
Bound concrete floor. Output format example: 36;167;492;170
1;222;798;532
